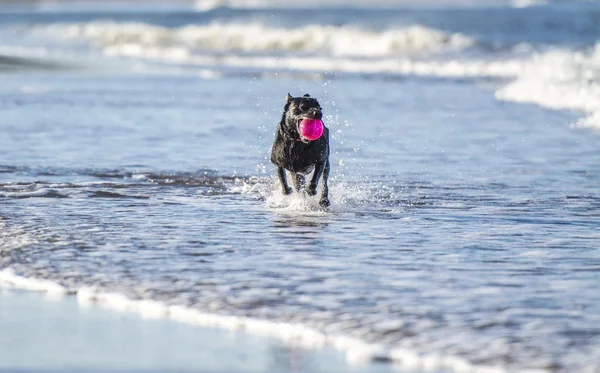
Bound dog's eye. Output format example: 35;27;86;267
299;103;306;111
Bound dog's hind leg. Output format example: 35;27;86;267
291;173;306;193
276;167;293;195
319;160;330;207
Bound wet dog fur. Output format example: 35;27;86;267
270;93;330;207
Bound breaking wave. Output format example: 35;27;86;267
29;22;475;57
10;20;600;130
193;0;284;11
496;42;600;130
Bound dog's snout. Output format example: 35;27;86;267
309;108;323;119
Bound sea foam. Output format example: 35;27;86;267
29;22;475;58
496;43;600;130
0;268;548;373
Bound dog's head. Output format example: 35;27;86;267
280;93;323;143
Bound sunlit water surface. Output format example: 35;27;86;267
1;3;600;373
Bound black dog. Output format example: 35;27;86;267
270;93;330;207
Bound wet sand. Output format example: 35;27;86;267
0;287;394;373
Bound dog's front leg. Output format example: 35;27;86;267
319;160;330;207
307;162;325;197
308;161;330;207
277;167;293;195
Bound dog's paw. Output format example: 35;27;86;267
319;198;330;208
307;185;317;196
283;186;293;195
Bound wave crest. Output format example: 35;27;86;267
496;42;600;130
21;21;600;130
36;21;475;57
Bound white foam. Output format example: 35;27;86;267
30;22;474;58
572;111;600;130
194;0;272;11
233;176;325;212
192;0;518;11
81;22;600;130
233;176;389;213
10;19;600;130
137;53;523;79
0;188;55;198
0;269;67;294
265;188;330;212
496;43;600;130
510;0;547;8
0;269;547;373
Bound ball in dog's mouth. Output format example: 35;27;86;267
298;119;323;141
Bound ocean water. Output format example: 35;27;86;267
1;1;600;372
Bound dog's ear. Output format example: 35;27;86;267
285;93;293;103
303;94;311;97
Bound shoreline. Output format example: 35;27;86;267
0;285;393;373
0;269;533;373
0;269;396;373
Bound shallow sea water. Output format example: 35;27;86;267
1;2;600;373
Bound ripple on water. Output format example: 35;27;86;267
1;163;599;372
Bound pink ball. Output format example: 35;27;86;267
298;119;324;141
